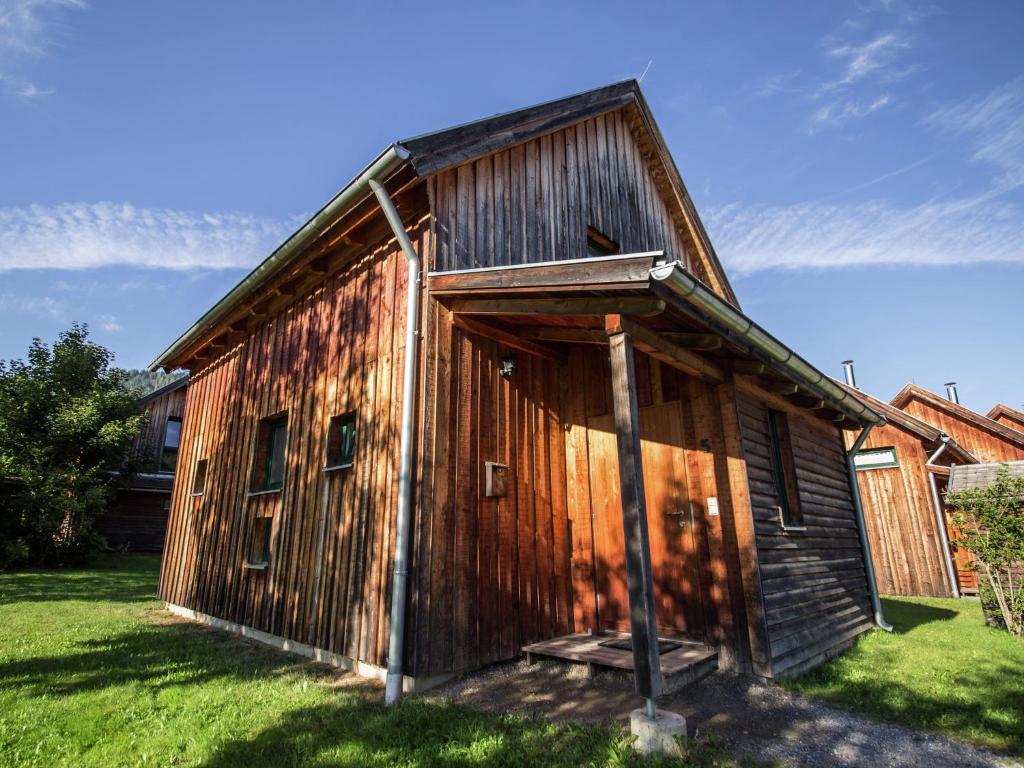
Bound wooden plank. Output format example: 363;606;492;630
607;329;663;699
449;297;665;317
428;253;656;294
606;315;724;384
450;314;565;364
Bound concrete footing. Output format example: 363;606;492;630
630;708;687;756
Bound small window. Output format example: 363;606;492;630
160;417;183;473
586;226;619;258
854;447;899;471
767;409;804;528
251;415;288;493
325;412;357;470
246;516;272;567
192;459;208;495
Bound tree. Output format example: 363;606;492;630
0;324;146;567
946;465;1024;637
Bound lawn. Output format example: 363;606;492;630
787;595;1024;757
0;556;733;768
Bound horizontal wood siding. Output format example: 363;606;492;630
846;424;954;597
411;304;573;677
736;382;873;677
159;228;423;672
428;108;720;290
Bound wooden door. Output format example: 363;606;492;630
587;401;706;639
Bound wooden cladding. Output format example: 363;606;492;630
735;383;873;677
427;108;720;292
131;384;187;473
159;227;423;673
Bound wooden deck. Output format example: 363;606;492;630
522;632;718;691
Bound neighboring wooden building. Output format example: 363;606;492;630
151;81;886;695
101;376;189;552
892;385;1024;464
987;404;1024;434
838;379;977;597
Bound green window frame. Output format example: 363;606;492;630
767;408;804;528
853;446;900;471
262;416;288;491
325;412;357;470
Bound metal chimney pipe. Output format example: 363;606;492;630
841;360;857;389
945;382;960;404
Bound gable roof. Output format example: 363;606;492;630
151;81;737;371
892;384;1024;452
987;403;1024;432
834;380;976;463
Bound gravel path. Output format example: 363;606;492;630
430;661;1019;768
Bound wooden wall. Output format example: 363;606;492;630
104;490;169;552
991;409;1024;433
845;424;954;597
735;381;873;677
133;385;187;472
902;400;1024;463
159;228;423;672
427;107;720;292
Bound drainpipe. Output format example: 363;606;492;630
926;439;960;598
846;423;894;632
368;179;422;706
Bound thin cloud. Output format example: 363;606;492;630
0;292;63;319
0;0;85;98
706;194;1024;275
0;202;301;271
97;313;121;332
820;33;909;93
812;94;892;131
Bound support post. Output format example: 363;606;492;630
606;320;663;701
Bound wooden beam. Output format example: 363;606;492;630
607;329;663;700
660;332;723;351
788;395;827;410
730;360;767;376
449;297;665;317
605;315;725;384
451;314;565;364
763;381;800;396
428;253;657;294
516;326;609;345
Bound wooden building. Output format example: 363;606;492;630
892;385;1024;464
101;376;189;552
987;404;1024;434
838;379;977;597
151;81;887;697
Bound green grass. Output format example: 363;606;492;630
787;595;1024;757
0;556;737;768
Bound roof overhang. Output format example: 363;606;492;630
429;253;883;427
893;384;1024;452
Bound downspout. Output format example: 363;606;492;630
368;178;422;706
926;439;961;598
847;424;894;632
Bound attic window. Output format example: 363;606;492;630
324;412;357;470
249;414;288;494
586;227;619;258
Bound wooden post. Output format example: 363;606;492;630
607;320;663;700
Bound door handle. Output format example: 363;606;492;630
664;510;687;528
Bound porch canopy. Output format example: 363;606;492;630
428;252;883;703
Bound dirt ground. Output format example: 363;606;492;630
429;660;1019;768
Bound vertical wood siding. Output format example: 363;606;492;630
901;400;1024;463
158;230;423;671
735;383;873;677
133;386;188;471
427;108;720;291
846;424;955;597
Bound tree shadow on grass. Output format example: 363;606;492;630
0;555;160;605
0;615;308;698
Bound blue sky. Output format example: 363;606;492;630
1;0;1022;412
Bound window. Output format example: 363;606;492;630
246;516;272;567
191;459;208;495
586;226;619;258
325;412;357;470
160;417;182;473
767;409;804;528
251;415;288;493
854;447;899;471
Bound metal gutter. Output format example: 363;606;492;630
367;179;422;707
149;145;411;371
846;424;894;632
649;262;883;425
926;439;961;598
